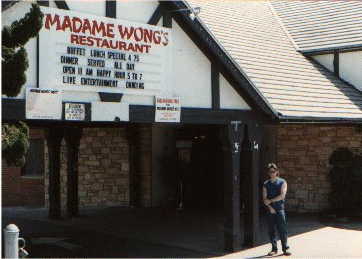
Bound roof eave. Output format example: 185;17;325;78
301;44;362;56
279;115;362;124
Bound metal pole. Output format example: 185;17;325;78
4;224;20;259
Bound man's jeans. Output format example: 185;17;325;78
266;209;289;251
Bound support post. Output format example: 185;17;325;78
222;121;243;252
242;123;262;247
65;124;83;219
127;123;141;207
46;124;64;219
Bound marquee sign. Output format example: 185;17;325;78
39;6;172;95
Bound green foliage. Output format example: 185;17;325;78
2;3;44;97
2;3;44;48
2;4;43;166
2;122;30;167
2;46;28;97
328;147;362;217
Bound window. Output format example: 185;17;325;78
22;139;44;177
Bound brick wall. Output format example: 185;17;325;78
44;125;152;208
2;129;45;207
276;124;362;212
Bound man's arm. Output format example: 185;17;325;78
269;182;287;203
263;187;276;213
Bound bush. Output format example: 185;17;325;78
2;122;30;167
328;147;362;217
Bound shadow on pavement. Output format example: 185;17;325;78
4;207;360;258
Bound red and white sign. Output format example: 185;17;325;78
39;6;172;95
155;97;181;123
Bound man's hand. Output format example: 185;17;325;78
269;207;276;214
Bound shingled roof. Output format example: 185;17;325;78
270;1;362;55
186;0;362;121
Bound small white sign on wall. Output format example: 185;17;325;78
65;103;85;121
26;88;62;120
155;97;181;123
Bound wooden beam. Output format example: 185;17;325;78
55;1;69;10
163;6;172;28
148;4;163;25
106;0;116;18
65;124;83;218
1;99;267;125
127;124;141;207
333;50;339;77
223;122;243;252
242;123;262;247
212;62;220;110
36;1;49;7
46;123;65;219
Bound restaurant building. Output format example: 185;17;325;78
2;0;362;250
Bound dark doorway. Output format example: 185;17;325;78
176;125;224;211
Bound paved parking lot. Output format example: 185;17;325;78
2;207;362;258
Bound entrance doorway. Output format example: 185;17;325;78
177;125;224;211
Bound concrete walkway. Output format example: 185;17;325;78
2;206;362;258
219;227;362;258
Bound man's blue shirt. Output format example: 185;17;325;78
264;178;286;211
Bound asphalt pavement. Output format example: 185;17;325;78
2;206;362;258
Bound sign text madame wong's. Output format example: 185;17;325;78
39;7;172;94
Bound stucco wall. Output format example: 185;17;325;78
277;124;362;212
339;51;362;92
312;51;362;92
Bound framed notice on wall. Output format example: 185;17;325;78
39;6;172;96
155;97;181;123
26;88;62;120
65;103;85;121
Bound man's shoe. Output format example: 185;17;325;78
283;249;291;256
267;250;278;256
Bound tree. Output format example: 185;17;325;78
2;3;44;166
2;3;43;97
2;122;30;167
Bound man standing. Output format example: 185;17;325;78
263;163;291;256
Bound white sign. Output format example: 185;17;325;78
65;103;85;121
39;6;172;95
155;97;180;123
26;88;62;120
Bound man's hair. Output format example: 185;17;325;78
267;163;279;177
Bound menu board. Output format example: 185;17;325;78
39;6;172;96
